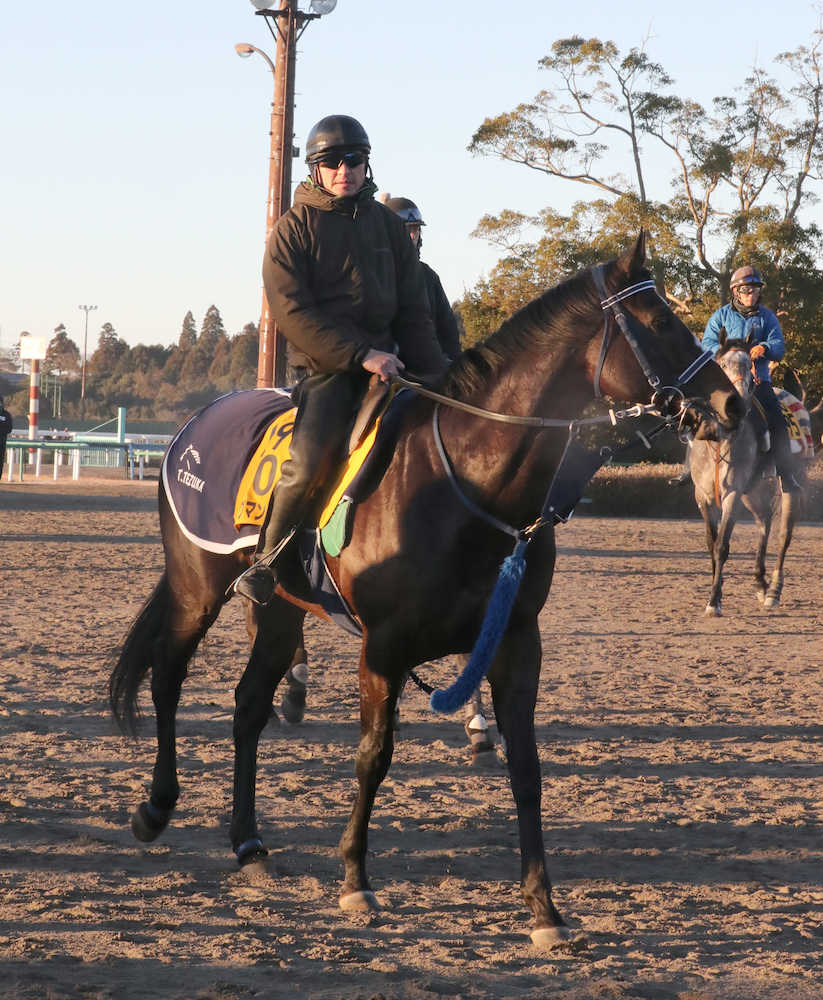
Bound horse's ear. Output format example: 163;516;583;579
616;230;647;278
745;331;754;347
718;325;727;347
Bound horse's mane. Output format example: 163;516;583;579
442;266;601;401
715;338;751;359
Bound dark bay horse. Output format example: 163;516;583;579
109;235;742;947
690;336;807;615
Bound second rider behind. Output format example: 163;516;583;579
236;115;448;605
702;265;801;494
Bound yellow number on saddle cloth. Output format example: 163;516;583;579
233;405;386;539
234;408;296;529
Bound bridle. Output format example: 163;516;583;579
590;264;714;413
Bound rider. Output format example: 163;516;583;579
235;115;449;605
382;197;461;361
701;265;801;492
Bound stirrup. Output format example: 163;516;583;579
233;563;276;605
229;527;298;602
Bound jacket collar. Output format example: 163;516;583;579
295;178;378;214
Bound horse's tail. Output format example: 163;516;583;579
109;572;171;737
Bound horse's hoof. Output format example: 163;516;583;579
470;745;500;768
131;801;172;843
235;838;269;866
704;603;721;617
764;595;779;609
756;590;766;604
339;889;380;912
530;924;571;949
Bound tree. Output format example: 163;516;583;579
229;323;259;389
44;324;81;376
178;311;197;351
198;305;225;358
87;322;128;377
180;305;225;384
465;25;823;391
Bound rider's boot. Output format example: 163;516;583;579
234;485;309;605
668;468;691;486
668;446;691;486
770;413;803;493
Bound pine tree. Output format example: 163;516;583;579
178;311;197;351
44;324;81;375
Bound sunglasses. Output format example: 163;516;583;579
737;285;761;294
316;151;368;170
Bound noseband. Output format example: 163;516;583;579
591;264;714;410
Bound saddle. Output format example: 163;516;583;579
348;377;391;453
234;382;407;545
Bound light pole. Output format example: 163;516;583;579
237;0;338;387
78;303;96;422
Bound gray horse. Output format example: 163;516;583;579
689;335;806;615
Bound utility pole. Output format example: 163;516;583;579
238;0;337;387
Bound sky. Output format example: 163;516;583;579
1;0;820;356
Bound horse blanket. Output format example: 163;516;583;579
162;387;415;636
775;388;815;459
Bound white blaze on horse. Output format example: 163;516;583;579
689;333;812;616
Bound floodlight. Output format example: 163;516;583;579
309;0;337;14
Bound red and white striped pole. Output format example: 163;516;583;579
28;358;40;463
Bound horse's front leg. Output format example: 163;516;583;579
706;491;742;616
338;641;402;911
489;619;568;948
230;597;304;864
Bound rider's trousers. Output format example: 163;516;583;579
256;368;371;558
754;381;794;484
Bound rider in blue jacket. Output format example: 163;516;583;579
702;265;800;492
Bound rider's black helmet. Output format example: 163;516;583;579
730;265;764;290
305;115;370;164
384;197;426;227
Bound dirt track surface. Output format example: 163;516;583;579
1;475;823;1000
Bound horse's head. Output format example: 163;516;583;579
715;332;755;402
586;233;744;439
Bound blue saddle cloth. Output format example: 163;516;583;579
162;389;293;553
163;386;416;635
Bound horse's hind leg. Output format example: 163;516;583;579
765;489;797;608
132;588;223;842
280;627;309;725
488;619;567;947
231;596;305;864
743;487;773;604
338;641;404;911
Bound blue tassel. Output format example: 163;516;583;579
430;541;528;714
